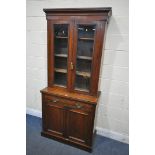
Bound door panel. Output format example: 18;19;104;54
67;109;90;144
44;103;64;136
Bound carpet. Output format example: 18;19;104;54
26;114;129;155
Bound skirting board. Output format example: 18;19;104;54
26;108;129;144
26;107;42;118
96;127;129;144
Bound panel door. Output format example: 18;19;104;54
72;20;102;95
66;108;92;144
44;103;64;136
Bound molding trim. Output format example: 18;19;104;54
26;108;42;118
26;108;129;144
96;127;129;144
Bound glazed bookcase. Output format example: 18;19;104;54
41;8;112;152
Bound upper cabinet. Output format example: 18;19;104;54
44;8;112;96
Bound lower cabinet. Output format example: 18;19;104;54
41;94;96;152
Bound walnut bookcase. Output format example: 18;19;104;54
41;7;112;152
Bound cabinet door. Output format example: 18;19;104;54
72;21;98;93
44;102;64;136
48;20;74;90
71;20;106;95
66;108;92;145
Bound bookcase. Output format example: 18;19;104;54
41;8;112;152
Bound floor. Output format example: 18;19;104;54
26;114;129;155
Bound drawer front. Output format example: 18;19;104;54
43;94;93;112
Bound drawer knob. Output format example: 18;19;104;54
75;103;83;109
49;99;59;103
53;99;59;103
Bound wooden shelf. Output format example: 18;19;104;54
77;56;92;60
76;71;91;77
55;54;68;58
55;36;68;39
78;37;94;41
55;68;67;73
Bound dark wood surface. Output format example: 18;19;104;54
43;7;112;16
41;7;112;152
41;87;100;105
43;8;112;22
43;7;112;13
42;92;97;152
43;8;112;23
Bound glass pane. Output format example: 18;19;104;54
76;59;91;72
54;72;67;86
77;40;94;57
75;24;96;92
55;57;67;69
75;75;90;92
54;24;68;87
78;25;96;38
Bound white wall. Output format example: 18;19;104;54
26;0;129;143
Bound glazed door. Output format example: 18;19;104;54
72;20;101;95
48;19;105;95
47;19;74;90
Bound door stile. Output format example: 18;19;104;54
67;20;75;91
70;19;78;91
47;20;54;87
